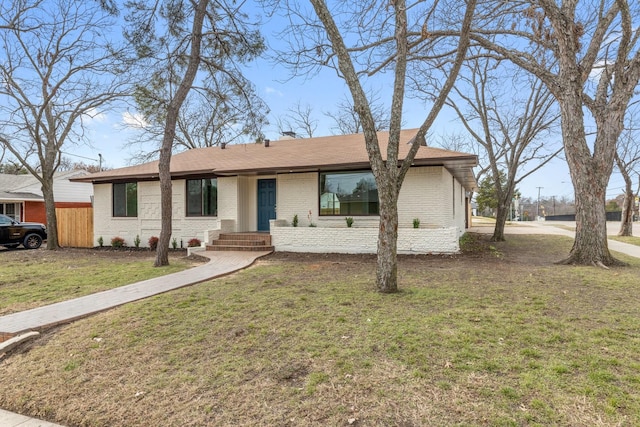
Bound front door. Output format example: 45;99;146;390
257;179;276;231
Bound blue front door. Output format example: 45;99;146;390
257;179;276;231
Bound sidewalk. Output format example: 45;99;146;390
0;250;270;427
469;220;640;259
0;408;65;427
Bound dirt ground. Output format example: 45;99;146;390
0;246;205;262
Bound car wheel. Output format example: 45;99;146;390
23;233;43;249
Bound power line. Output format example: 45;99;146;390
60;151;99;162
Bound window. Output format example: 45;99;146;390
320;171;379;216
0;203;19;221
186;178;217;216
113;183;137;217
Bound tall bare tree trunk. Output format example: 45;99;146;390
155;0;208;267
569;177;614;264
555;74;624;266
492;200;510;242
376;181;399;293
41;180;59;249
616;154;634;236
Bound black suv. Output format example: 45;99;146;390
0;214;47;249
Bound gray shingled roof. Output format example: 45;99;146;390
0;174;42;201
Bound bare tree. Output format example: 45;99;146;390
0;0;131;249
445;57;561;241
57;158;105;173
614;109;640;236
125;0;264;266
325;93;391;135
270;0;477;292
276;101;317;138
472;1;640;267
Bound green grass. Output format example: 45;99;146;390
609;235;640;246
1;235;640;426
0;249;199;315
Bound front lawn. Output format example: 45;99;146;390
0;248;203;316
1;235;639;426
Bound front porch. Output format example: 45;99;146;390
206;232;274;252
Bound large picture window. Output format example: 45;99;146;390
320;171;379;216
187;178;217;216
113;183;137;217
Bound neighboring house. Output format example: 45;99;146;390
0;170;93;223
73;129;478;254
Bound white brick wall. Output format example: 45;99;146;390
271;221;460;254
277;172;318;226
93;181;219;248
398;166;448;227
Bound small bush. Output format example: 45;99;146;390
134;234;141;248
188;238;201;247
345;217;354;228
111;237;125;248
148;236;159;251
171;237;178;249
97;236;104;247
413;218;420;229
292;214;299;227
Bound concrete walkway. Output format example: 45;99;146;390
0;250;270;427
0;408;65;427
0;251;270;335
469;220;640;259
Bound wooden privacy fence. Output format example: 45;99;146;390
56;207;94;248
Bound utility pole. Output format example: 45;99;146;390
536;186;543;220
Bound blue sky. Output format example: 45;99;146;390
71;4;628;203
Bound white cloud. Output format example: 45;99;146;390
265;86;284;97
122;111;149;129
84;108;107;122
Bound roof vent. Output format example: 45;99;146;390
221;142;226;149
264;139;270;147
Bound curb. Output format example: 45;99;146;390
0;331;40;355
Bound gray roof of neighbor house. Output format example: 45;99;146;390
0;190;43;202
0;170;93;203
0;174;43;202
72;129;478;190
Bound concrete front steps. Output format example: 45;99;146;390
207;232;274;252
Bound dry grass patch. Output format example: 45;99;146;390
1;235;640;426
